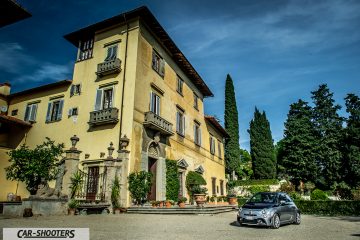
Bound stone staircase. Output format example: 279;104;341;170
127;204;238;215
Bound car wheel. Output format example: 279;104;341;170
294;212;301;225
271;214;280;229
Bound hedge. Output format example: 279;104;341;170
165;159;180;202
294;200;360;216
237;199;360;216
233;179;279;186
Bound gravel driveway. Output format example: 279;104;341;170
1;212;359;240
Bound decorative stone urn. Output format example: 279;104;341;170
194;194;206;207
228;196;238;205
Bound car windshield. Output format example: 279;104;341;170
248;192;277;204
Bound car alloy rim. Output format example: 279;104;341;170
296;213;301;223
275;215;280;228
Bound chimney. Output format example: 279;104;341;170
0;82;11;96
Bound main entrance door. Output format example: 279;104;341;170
148;158;157;201
86;166;99;201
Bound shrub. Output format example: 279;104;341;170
304;181;315;194
237;197;248;207
352;189;360;200
332;182;353;200
311;189;328;200
128;171;152;205
69;171;84;199
186;171;206;196
294;200;360;216
233;179;278;186
248;185;270;194
289;191;302;201
165;160;180;202
5;138;64;194
178;197;187;203
111;176;121;209
279;181;295;193
68;199;79;209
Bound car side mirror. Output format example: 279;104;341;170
280;200;286;205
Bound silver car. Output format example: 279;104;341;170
237;192;301;229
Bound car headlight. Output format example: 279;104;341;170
261;209;268;218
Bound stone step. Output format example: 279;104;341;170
126;205;238;215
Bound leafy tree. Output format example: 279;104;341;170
311;84;343;189
224;74;241;178
280;100;318;185
248;107;276;179
128;171;152;205
238;149;253;179
342;93;360;188
165;159;180;201
275;139;286;178
6;138;64;195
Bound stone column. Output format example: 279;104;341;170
62;149;81;197
156;157;166;201
117;150;130;207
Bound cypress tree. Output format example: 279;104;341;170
311;84;343;189
248;107;276;179
281;99;318;185
343;94;360;188
224;74;241;177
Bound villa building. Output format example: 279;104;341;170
0;6;228;207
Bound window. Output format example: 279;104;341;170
218;140;222;159
104;45;118;61
194;121;202;146
220;180;224;196
46;99;64;122
150;92;160;115
68;107;78;117
11;109;18;116
176;108;185;136
211;178;216;195
177;77;184;95
193;93;199;110
210;136;216;155
95;87;114;111
152;50;165;77
24;103;38;122
70;84;81;97
78;38;93;61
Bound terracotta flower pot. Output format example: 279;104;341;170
228;197;238;205
194;194;206;207
158;201;164;208
68;209;76;216
178;202;185;208
165;201;172;208
114;208;121;214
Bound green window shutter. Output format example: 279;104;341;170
24;105;30;121
57;100;64;120
95;89;103;111
46;102;52;122
29;104;37;122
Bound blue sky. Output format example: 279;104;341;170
1;0;359;150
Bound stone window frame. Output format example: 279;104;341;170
152;49;165;78
176;105;185;137
45;98;64;123
24;102;38;122
194;120;202;146
94;85;115;111
209;135;216;155
176;76;184;96
70;84;81;97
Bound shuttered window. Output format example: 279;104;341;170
194;122;202;146
78;38;94;61
150;92;160;115
104;45;118;61
176;109;185;136
94;87;114;111
24;103;38;122
152;50;165;77
46;99;64;122
210;136;216;155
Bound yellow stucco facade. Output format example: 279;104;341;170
0;7;227;205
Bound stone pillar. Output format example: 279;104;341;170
62;149;81;197
140;151;148;171
117;150;130;207
156;157;166;201
103;159;115;211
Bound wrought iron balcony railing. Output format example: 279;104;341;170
143;111;174;135
96;58;121;77
88;108;119;126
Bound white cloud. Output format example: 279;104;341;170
0;42;72;84
14;63;72;83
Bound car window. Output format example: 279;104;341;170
285;195;293;203
249;193;277;203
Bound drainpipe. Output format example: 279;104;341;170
118;13;129;150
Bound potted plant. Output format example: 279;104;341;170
70;171;84;199
165;200;172;208
68;199;79;215
192;185;208;207
150;201;157;208
178;197;187;208
158;201;164;208
111;176;121;214
128;171;152;206
209;196;215;205
185;171;207;205
227;188;238;205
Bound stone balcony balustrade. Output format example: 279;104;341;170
96;58;121;77
89;108;119;126
143;111;174;135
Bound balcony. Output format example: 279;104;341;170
96;58;121;77
143;111;174;136
89;108;119;126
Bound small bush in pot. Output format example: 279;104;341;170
311;189;328;200
68;199;79;215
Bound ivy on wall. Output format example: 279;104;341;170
166;159;180;201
